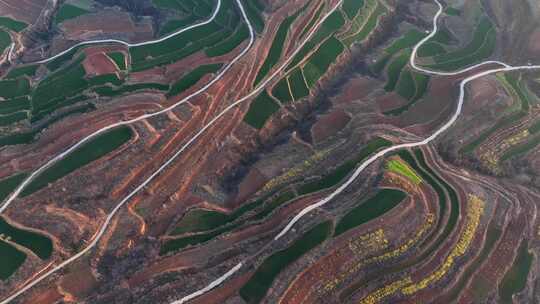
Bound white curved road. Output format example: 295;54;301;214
1;0;539;303
34;0;222;64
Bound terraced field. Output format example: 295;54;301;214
1;0;540;303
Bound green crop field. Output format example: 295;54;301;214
385;30;426;56
404;149;459;252
430;17;496;71
0;78;30;99
342;1;386;47
0;29;11;53
239;221;332;303
297;137;392;195
299;3;325;40
0;240;26;281
0;111;27;126
342;0;365;19
108;52;126;70
417;42;447;57
95;83;169;98
0;174;28;202
171;209;229;235
0;17;27;32
21;127;133;196
287;10;345;71
334;189;406;236
272;79;293;103
288;68;310;100
205;24;249;57
160;16;199;35
385;70;430;116
6;65;38;79
255;10;302;85
0;97;31;115
161;190;296;254
243;91;280;129
384;50;410;92
167;63;222;97
386;159;422;184
55;4;90;24
0;217;53;260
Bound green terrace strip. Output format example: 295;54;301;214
32;56;119;117
429;17;496;71
341;0;387;47
171;191;295;236
499;240;533;303
299;3;325;40
156;0;215;35
370;30;426;75
55;4;90;24
417;42;447;58
108;52;126;70
334;189;406;236
343;0;365;19
0;102;95;147
0;240;26;281
160;15;200;35
0;29;11;53
303;36;345;88
0;174;29;202
406;149;459;251
167;63;222;97
243;0;265;34
396;151;444;245
287;10;345;71
297;137;392;195
243;91;280;129
239;221;332;303
0;96;31;115
31;95;89;123
445;7;461;16
505;74;530;112
462;74;530;154
417;24;455;58
0;132;37;147
385;30;427;56
20;126;133;197
386;159;423;185
384;50;410;92
384;70;430;116
5;65;39;79
0;16;28;32
162;191;297;254
152;0;214;12
205;24;249;57
130;0;239;72
171;209;230;235
271;78;293;103
0;217;53;260
288;68;310;100
0;78;30;99
0;111;27;127
95;83;169;98
46;46;84;71
254;9;302;85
